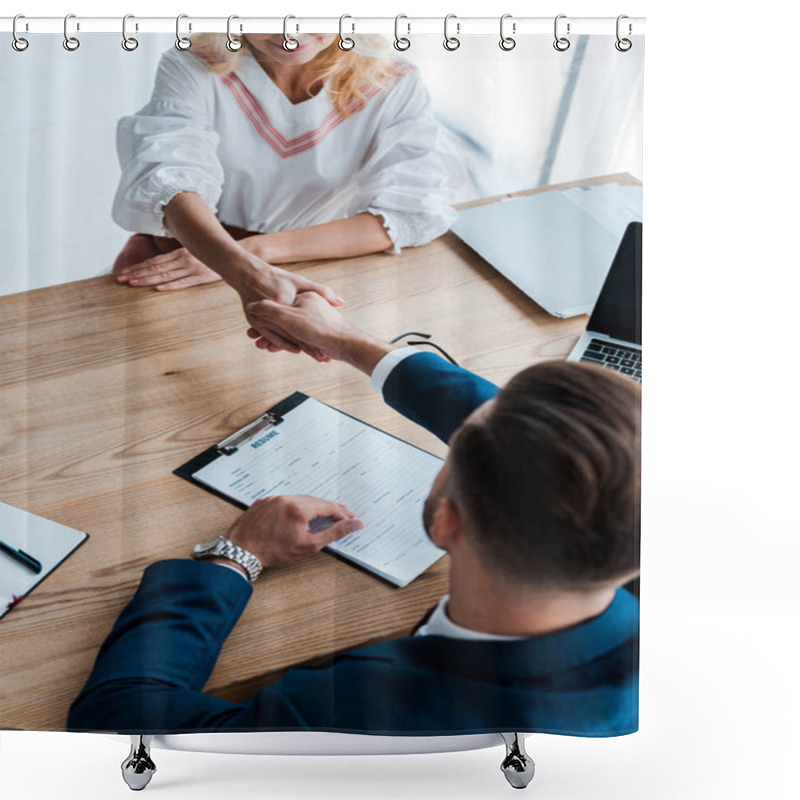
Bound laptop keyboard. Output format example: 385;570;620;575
580;339;642;382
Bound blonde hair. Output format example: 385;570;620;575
190;34;405;117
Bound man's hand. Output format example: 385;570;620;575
223;495;363;570
245;293;395;375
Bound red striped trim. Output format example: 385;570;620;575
221;61;415;159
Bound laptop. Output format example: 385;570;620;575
567;222;642;382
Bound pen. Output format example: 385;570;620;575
0;539;42;574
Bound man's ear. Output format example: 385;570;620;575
428;496;464;551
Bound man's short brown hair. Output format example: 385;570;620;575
448;362;640;588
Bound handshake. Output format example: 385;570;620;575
243;291;395;377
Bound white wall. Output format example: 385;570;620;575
406;34;643;198
550;36;643;185
0;34;167;295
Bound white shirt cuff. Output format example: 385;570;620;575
212;561;250;581
370;347;420;394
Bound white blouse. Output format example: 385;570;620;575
113;48;462;250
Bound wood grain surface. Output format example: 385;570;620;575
0;174;637;730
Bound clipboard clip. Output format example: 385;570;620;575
215;411;283;455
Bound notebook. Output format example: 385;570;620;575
175;393;446;588
452;183;643;317
0;502;89;619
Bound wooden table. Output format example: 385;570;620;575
0;173;638;730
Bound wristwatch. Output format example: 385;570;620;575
192;536;263;583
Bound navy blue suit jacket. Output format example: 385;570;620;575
68;352;639;737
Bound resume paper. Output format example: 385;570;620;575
193;397;445;587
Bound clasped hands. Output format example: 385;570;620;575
234;263;347;362
115;244;346;361
217;254;350;363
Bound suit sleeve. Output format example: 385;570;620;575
66;559;446;734
382;351;499;444
67;560;301;733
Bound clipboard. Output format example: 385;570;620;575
174;392;306;509
174;392;445;587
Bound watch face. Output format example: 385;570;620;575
194;536;222;555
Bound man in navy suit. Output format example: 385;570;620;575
68;294;640;738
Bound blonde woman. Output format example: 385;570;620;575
112;33;461;353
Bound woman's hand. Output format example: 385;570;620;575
234;262;342;307
115;247;222;290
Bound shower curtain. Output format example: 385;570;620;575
0;19;643;743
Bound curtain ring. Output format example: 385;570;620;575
553;14;570;51
63;13;80;51
615;15;632;51
283;15;299;51
443;14;460;51
175;14;191;50
339;14;355;50
226;15;243;51
499;14;516;51
12;15;29;52
394;14;411;51
122;14;139;51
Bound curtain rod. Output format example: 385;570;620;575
1;16;646;36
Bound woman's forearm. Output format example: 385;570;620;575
162;191;265;297
161;192;343;357
241;213;393;264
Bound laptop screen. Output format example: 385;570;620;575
587;222;642;345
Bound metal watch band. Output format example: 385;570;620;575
194;536;263;582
